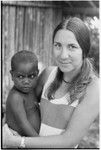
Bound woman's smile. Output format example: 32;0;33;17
58;60;72;65
58;61;72;68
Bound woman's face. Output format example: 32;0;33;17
53;29;83;73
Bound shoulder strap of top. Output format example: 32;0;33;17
35;66;57;101
41;67;58;99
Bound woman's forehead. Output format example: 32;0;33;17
54;29;79;45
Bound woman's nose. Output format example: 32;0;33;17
60;47;69;59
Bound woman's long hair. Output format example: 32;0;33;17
47;58;96;104
46;17;97;104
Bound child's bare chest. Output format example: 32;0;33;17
23;94;40;132
23;94;38;113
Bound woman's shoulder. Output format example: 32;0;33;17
77;74;99;121
85;73;99;104
35;66;57;96
89;73;99;89
40;66;57;75
38;66;57;83
35;66;57;101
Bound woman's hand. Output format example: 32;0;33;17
3;124;14;147
3;124;21;148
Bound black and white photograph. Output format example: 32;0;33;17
1;0;99;149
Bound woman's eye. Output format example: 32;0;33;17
54;43;62;50
68;45;77;50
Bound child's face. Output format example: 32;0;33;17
11;62;39;93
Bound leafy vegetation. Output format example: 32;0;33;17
79;116;99;148
84;17;99;74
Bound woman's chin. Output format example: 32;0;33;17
59;65;74;73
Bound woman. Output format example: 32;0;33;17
3;17;99;148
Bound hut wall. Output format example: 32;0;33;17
2;1;62;103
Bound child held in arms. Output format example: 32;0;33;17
6;50;41;137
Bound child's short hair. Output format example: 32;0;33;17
11;50;38;71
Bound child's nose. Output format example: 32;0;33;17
23;78;30;84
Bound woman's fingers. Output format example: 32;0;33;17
3;124;13;147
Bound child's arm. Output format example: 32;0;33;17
9;93;39;137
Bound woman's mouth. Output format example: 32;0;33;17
59;61;71;65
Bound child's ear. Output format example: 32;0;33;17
37;69;39;75
36;69;39;76
10;70;13;76
10;70;14;80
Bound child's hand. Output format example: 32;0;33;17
3;124;14;148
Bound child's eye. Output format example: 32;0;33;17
28;74;37;79
29;75;35;79
17;75;24;79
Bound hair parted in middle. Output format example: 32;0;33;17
53;17;91;58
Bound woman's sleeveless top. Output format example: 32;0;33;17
39;67;79;136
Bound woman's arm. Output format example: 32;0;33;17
4;77;99;148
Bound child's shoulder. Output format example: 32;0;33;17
7;87;23;103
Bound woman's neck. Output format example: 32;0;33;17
63;67;82;83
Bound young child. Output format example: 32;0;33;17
6;50;41;137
